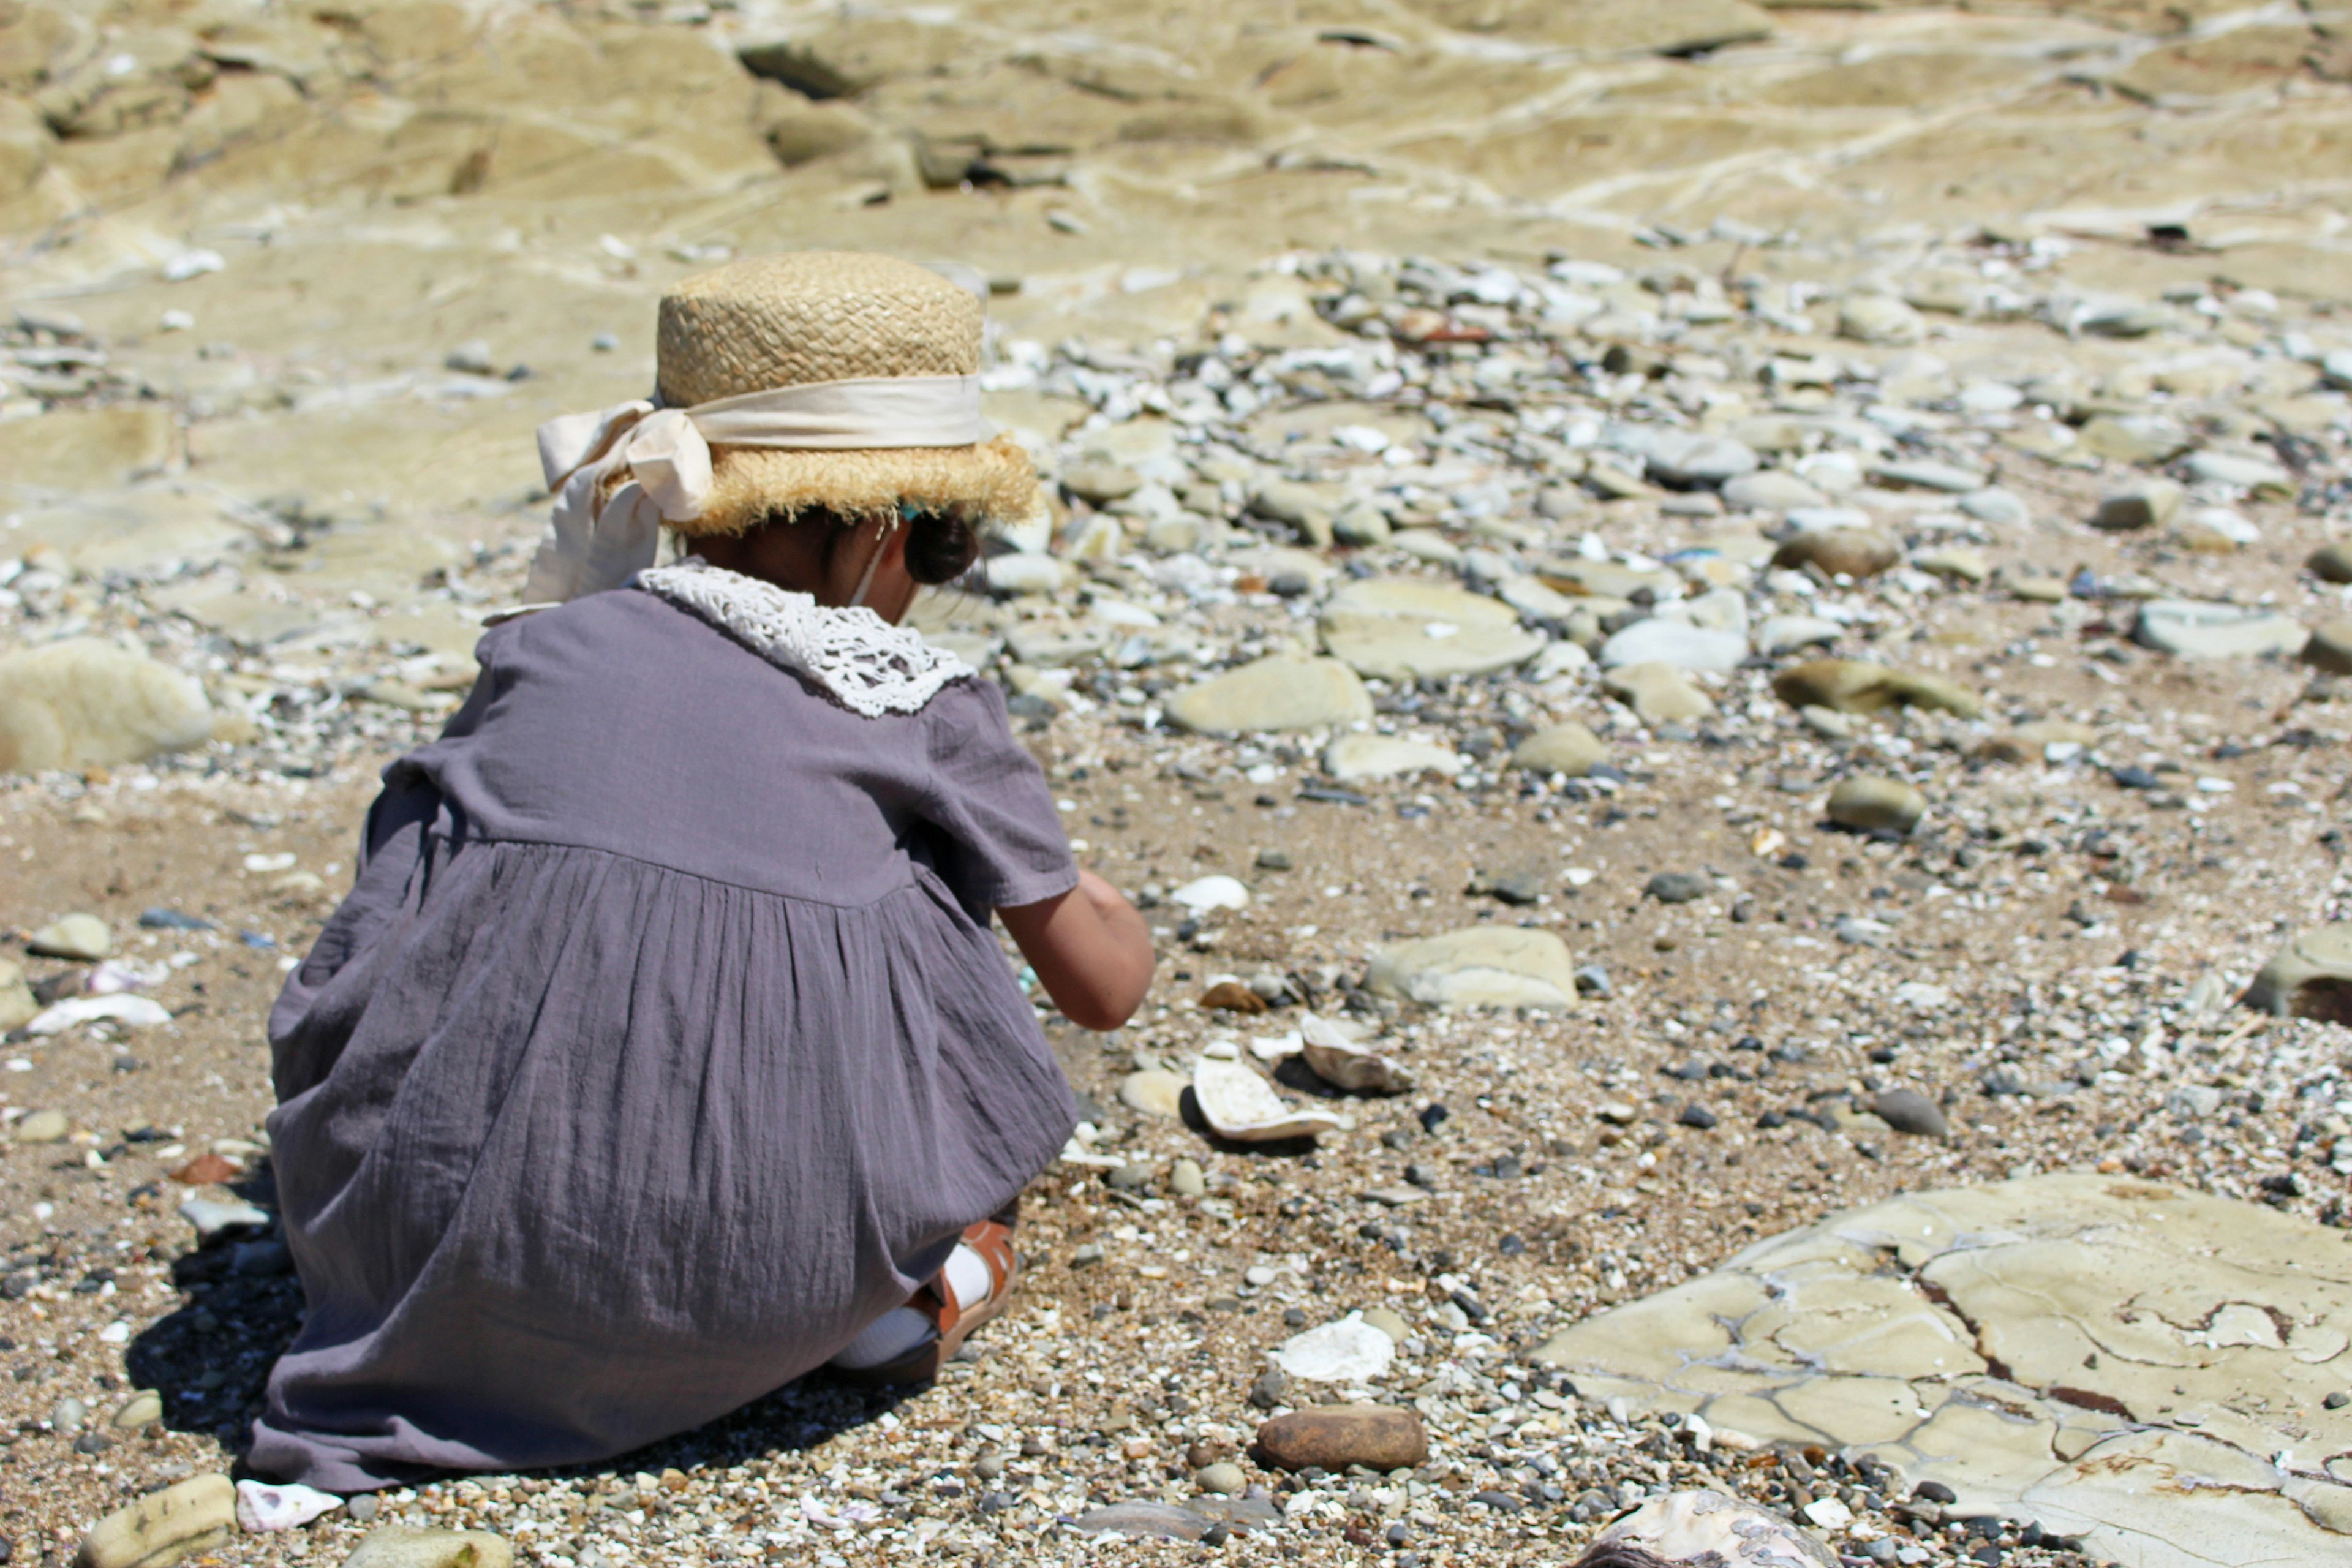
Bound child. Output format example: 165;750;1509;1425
249;252;1155;1492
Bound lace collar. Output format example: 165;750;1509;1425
631;558;974;718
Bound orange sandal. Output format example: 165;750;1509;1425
835;1218;1019;1387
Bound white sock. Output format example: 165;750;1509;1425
829;1308;935;1370
827;1244;994;1370
941;1242;992;1310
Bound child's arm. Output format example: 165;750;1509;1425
999;870;1155;1032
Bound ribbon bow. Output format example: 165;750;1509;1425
518;401;714;608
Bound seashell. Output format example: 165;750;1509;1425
1192;1042;1343;1142
1586;1489;1838;1567
1299;1011;1414;1095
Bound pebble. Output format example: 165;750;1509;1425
1509;721;1605;777
1250;1368;1287;1409
0;960;33;1032
1072;1502;1218;1540
178;1195;272;1239
1839;295;1924;345
1646;872;1709;905
343;1526;516;1568
1872;1088;1950;1139
13;1108;68;1144
2302;620;2352;676
1254;1405;1428;1472
2308;541;2352;584
1598;618;1747;673
1756;615;1841;656
1322;735;1462;783
1169;1157;1207;1197
2092;478;2186;531
1643;433;1758;489
1773;658;1980;718
1826;776;1925;834
26;912;111;961
1194;1461;1248;1496
1678;1102;1718;1130
1721;470;1826;514
110;1390;162;1428
75;1476;236;1568
1773;528;1896;579
1602;662;1714;723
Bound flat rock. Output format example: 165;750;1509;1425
1720;470;1826;513
342;1526;516;1568
1826;776;1924;834
1531;1174;2352;1568
1773;658;1980;719
1321;577;1543;680
1366;926;1578;1009
1643;432;1758;489
28;912;110;960
1756;614;1841;656
2245;927;2352;1022
75;1474;236;1568
1254;1406;1428;1472
1071;1502;1216;1540
1509;722;1605;777
1598;617;1746;673
1773;527;1896;579
2134;600;2307;660
1604;662;1715;723
15;1108;69;1144
0;638;216;775
1322;734;1462;783
1872;458;1985;493
1838;294;1923;345
2182;450;2288;492
1166;655;1372;735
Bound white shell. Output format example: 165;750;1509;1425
1270;1316;1395;1384
1192;1046;1343;1142
236;1480;344;1532
1170;875;1250;912
1595;1489;1839;1567
1299;1011;1414;1095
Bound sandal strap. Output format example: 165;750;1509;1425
932;1219;1017;1338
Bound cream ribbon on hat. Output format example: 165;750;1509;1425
512;374;993;611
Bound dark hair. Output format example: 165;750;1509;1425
902;509;981;586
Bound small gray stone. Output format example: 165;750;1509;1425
1250;1368;1287;1410
1646;872;1709;905
2165;1085;2223;1120
1872;1088;1948;1139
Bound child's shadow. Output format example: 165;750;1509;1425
124;1159;931;1482
124;1159;305;1458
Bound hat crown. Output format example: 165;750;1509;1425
655;251;983;410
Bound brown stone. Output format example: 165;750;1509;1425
1254;1406;1427;1473
1200;981;1268;1014
1771;528;1897;579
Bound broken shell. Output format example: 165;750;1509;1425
1298;1011;1413;1096
1193;1044;1344;1142
1587;1488;1837;1567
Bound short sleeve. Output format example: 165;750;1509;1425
917;677;1078;917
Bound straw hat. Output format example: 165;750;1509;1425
651;251;1037;537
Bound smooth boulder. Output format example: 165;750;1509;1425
1826;776;1925;834
0;638;214;774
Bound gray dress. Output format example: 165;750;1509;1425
249;585;1079;1491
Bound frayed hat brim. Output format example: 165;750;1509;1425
671;434;1041;537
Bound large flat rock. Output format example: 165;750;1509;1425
1319;577;1545;682
1532;1173;2352;1568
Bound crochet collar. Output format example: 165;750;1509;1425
631;558;973;718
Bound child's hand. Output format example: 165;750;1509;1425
999;870;1155;1032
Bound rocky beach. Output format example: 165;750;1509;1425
5;1;2352;1565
